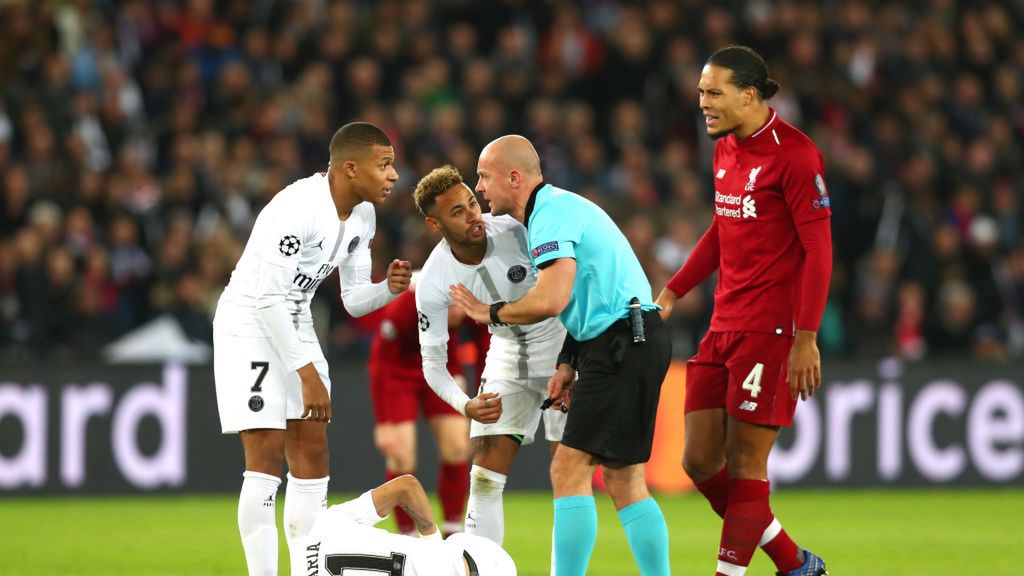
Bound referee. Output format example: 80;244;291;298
450;135;672;576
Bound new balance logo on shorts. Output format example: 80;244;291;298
738;400;758;411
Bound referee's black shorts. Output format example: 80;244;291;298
560;310;672;465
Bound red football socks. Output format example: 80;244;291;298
698;469;803;573
718;479;772;570
438;461;469;533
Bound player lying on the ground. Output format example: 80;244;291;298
289;474;516;576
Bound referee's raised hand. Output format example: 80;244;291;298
465;392;502;423
449;283;490;324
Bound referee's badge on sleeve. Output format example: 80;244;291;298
532;241;559;258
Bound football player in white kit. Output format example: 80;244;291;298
213;122;412;575
412;165;567;545
291;474;516;576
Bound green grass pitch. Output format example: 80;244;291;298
2;489;1021;575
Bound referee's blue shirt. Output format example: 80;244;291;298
525;183;658;341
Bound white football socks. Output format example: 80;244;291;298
284;473;329;545
464;465;507;545
238;471;281;576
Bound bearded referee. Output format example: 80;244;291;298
450;135;673;576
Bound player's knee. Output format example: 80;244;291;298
241;431;286;474
470;465;506;496
374;432;394;456
549;451;589;492
724;449;766;479
376;438;414;468
602;466;648;506
682;452;723;483
439;436;469;462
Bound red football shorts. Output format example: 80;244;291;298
369;364;461;424
685;330;798;426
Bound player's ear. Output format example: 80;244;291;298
424;216;441;233
342;159;358;179
509;169;520;187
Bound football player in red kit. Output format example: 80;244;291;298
656;46;831;576
368;287;474;537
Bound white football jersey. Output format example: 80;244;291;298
295;493;464;576
417;214;566;380
296;492;515;576
214;172;376;340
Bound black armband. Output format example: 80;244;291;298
556;332;580;369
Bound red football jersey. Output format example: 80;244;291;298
705;109;831;335
368;290;462;379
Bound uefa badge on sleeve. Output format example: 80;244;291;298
812;174;831;210
279;235;301;256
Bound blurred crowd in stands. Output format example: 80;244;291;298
1;0;1023;364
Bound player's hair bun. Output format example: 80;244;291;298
760;78;780;99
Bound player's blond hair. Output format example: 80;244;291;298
414;165;465;217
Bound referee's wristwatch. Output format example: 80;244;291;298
489;301;507;325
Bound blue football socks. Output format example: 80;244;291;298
552;495;598;576
618;497;671;576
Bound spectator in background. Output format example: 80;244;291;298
0;0;1022;365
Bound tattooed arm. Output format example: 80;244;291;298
369;474;439;537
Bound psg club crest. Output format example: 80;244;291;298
248;395;265;412
507;264;527;283
347;236;360;254
279;235;301;256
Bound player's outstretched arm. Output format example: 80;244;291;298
449;257;576;325
370;475;439;537
662;218;721;313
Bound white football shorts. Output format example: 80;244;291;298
470;376;565;445
214;327;331;434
